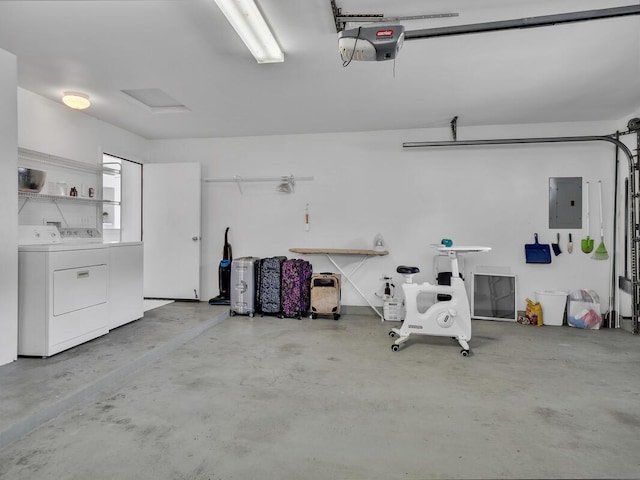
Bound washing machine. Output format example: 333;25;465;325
18;225;109;357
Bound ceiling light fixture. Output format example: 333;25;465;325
62;91;91;110
213;0;284;63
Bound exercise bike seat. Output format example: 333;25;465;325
397;265;420;275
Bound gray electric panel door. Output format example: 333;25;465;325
549;177;582;229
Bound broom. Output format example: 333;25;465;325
592;180;609;260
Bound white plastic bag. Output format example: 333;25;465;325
567;289;602;329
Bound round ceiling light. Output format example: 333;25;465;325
62;91;91;110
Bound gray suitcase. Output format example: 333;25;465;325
230;256;260;317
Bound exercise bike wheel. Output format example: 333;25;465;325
460;349;470;357
391;344;400;352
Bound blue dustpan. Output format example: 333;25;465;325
525;233;552;264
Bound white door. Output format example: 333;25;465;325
143;163;201;300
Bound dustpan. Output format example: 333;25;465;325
525;233;552;264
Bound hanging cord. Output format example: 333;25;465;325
342;27;362;67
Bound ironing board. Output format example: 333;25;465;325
289;248;388;321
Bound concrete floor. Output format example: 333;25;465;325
1;302;640;480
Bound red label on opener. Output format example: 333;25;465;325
376;29;394;37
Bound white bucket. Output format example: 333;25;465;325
535;290;568;326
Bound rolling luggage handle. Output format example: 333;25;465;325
236;280;247;294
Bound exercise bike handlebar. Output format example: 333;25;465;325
407;282;455;295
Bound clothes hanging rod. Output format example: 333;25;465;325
203;175;314;183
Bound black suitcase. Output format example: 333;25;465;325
258;256;287;316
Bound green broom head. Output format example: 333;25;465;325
591;240;608;260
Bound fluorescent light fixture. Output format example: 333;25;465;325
62;91;91;110
213;0;284;63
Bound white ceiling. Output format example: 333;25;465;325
0;0;638;140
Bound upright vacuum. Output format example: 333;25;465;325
209;227;233;305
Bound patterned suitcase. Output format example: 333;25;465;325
280;259;312;319
258;256;287;316
230;256;260;317
310;273;341;320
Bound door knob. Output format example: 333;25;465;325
192;236;199;241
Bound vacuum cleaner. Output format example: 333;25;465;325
209;227;232;305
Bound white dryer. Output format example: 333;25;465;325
18;226;109;357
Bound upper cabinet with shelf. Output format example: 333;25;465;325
17;148;119;230
18;191;120;205
19;147;120;176
18;147;119;197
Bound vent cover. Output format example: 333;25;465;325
120;88;190;113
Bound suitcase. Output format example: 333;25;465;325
230;256;260;317
281;259;312;319
258;256;287;316
310;272;341;320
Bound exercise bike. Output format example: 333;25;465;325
389;245;491;357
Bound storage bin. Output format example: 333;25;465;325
535;290;568;326
383;299;404;322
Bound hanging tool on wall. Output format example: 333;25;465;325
305;203;310;232
592;180;609;260
582;181;594;253
567;233;573;253
552;233;562;256
525;233;552;264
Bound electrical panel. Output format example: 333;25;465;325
549;177;582;229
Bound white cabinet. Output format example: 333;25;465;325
108;242;144;329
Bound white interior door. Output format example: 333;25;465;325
143;162;201;300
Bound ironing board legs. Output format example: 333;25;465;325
324;254;384;321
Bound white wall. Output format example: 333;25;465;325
0;88;149;366
0;49;18;365
11;85;637;324
18;88;148;165
149;119;630;313
16;89;150;234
